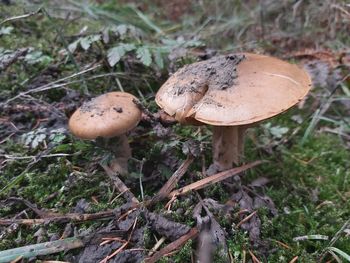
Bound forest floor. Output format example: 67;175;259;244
0;1;349;262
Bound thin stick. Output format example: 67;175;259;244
151;155;194;204
1;64;101;106
148;236;166;256
0;210;115;226
169;161;263;198
0;7;42;26
100;218;138;263
145;227;199;263
236;211;257;229
101;164;139;204
248;249;261;263
99;237;127;246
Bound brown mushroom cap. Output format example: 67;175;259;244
156;53;312;126
69;92;141;139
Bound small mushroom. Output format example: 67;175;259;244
156;53;311;174
69;92;141;175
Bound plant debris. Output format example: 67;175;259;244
145;210;190;241
0;47;29;72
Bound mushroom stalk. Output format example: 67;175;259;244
96;135;131;176
211;126;246;173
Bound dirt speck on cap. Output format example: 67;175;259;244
113;107;123;113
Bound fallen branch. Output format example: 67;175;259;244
169;161;263;198
0;210;116;226
151;154;194;204
0;237;83;263
145;227;199;263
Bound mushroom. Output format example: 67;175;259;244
156;53;311;174
69;91;141;175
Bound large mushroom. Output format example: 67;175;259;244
69;91;141;175
156;53;311;174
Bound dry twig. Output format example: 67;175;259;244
236;211;257;229
169;161;263;197
145;227;199;263
0;210;116;226
151;154;194;204
0;7;42;26
100;218;138;263
248;250;261;263
101;163;139;204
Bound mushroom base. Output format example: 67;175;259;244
96;134;131;176
207;126;246;175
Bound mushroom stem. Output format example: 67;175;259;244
109;134;132;176
97;134;131;176
210;126;246;174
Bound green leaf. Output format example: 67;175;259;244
24;51;52;66
115;24;127;36
68;39;80;53
0;26;13;36
53;144;71;152
269;125;289;139
107;43;135;67
21;128;48;149
136;46;152;66
327;247;350;262
79;35;101;50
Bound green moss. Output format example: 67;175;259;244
159;240;193;263
244;133;350;261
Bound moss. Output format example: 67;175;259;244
159;240;193;263
245;133;350;261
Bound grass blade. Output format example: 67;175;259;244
327;247;350;262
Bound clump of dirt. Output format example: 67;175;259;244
80;98;124;117
80;99;104;116
113;107;123;113
170;53;246;96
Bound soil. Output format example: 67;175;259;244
170;53;246;97
80;98;106;116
